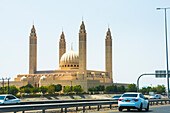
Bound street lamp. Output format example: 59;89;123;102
0;77;11;94
157;7;170;98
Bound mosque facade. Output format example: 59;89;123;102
4;21;128;91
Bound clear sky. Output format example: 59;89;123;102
0;0;170;88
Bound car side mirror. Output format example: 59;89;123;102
5;98;9;101
145;97;148;100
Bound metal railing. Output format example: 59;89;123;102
0;99;170;113
0;101;117;113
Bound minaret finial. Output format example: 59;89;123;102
82;16;84;21
71;42;73;50
62;26;63;32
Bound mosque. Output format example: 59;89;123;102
4;21;128;91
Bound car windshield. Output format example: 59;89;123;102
113;96;121;98
0;96;5;100
122;94;138;97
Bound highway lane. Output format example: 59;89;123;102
97;105;170;113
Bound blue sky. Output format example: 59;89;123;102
0;0;170;88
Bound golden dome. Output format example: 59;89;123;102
59;50;79;69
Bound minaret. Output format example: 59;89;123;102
59;31;66;63
105;28;113;83
29;25;37;74
78;21;87;80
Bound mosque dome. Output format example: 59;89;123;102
59;50;79;70
20;76;27;81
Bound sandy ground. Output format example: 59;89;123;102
20;94;119;101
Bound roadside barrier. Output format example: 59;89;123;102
0;99;170;113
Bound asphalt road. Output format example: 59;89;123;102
97;105;170;113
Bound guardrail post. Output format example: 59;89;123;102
22;111;25;113
76;106;78;111
65;107;67;113
110;104;112;109
14;112;17;113
100;105;102;108
156;101;158;105
98;105;100;111
61;108;63;112
83;106;85;112
42;109;45;113
89;106;91;110
165;100;167;104
161;100;163;104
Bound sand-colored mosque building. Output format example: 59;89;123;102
4;21;127;91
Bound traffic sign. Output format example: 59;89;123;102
155;70;170;78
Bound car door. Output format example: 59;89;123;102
139;94;145;108
8;96;17;103
4;96;11;104
141;94;147;108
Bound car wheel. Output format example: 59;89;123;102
119;107;123;111
145;104;149;111
138;103;143;112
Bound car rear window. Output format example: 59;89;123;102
113;96;121;98
0;96;5;100
122;94;138;97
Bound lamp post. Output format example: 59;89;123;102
0;77;10;94
157;7;170;98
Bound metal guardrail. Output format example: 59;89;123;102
149;99;170;105
0;101;117;113
0;99;112;106
0;99;169;113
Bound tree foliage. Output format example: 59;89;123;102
117;85;125;93
63;86;72;93
96;85;105;92
105;85;117;93
32;87;39;94
8;85;19;95
126;84;137;92
20;84;33;89
40;86;48;94
73;85;83;94
48;85;55;94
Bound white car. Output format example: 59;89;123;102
118;92;149;112
150;94;161;99
0;94;20;104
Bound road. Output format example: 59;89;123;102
97;105;170;113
